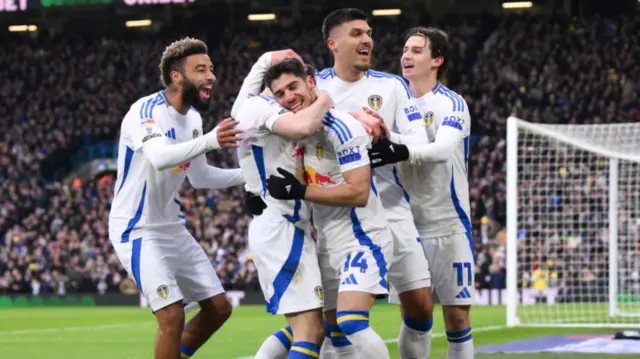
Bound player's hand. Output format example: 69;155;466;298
350;108;389;142
267;167;307;200
215;118;243;149
315;89;334;109
270;49;305;67
359;107;391;140
368;138;409;168
244;191;267;216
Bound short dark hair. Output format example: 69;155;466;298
159;37;208;88
404;27;450;79
322;8;369;42
264;58;311;90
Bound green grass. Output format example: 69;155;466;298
0;304;633;358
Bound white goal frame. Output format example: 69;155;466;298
506;116;640;328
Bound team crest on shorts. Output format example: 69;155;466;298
192;129;199;139
368;95;383;110
423;111;434;127
156;285;169;298
314;286;324;301
315;143;324;159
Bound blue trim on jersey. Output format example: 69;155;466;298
449;171;474;257
174;198;186;220
283;199;302;224
251;145;268;197
392;165;410;203
117;146;135;195
367;70;411;99
140;95;163;120
121;182;147;243
266;226;305;314
322;113;353;144
131;238;143;290
370;173;378;197
463;136;470;173
349;208;388;289
432;81;442;93
437;86;465;112
315;68;333;79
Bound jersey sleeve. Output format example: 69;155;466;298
235;96;288;137
390;96;429;146
437;96;471;137
230;53;271;119
123;100;166;151
325;112;372;173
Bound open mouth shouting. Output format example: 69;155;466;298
199;85;212;100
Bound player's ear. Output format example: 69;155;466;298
327;38;337;54
433;56;444;68
170;70;183;87
306;75;315;89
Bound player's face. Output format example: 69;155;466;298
401;35;434;79
180;54;216;112
328;20;373;71
270;73;316;113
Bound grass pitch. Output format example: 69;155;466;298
0;304;632;358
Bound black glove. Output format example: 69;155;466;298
244;191;267;216
267;167;307;200
368;138;409;168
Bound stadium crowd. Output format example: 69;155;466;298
0;11;638;300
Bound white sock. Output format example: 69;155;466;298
337;311;390;359
446;328;474;359
399;315;433;359
319;337;337;359
325;323;356;359
255;326;292;359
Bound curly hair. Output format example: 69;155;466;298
158;37;208;88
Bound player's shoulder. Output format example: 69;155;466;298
366;69;412;99
247;92;278;105
124;91;167;124
322;109;368;144
431;83;467;113
314;68;335;82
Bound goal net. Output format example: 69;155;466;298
506;116;640;328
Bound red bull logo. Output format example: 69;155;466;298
305;166;336;187
292;146;304;159
171;162;191;173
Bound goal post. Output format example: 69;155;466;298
506;116;640;328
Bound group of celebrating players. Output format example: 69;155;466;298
108;7;474;359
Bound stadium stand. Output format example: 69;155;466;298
0;12;638;300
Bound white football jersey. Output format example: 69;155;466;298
300;109;388;242
314;68;423;223
398;83;472;237
236;94;309;223
109;90;202;234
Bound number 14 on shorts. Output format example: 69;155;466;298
344;252;369;273
453;261;472;286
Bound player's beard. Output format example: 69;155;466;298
354;62;371;72
182;78;211;112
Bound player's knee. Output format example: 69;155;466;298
336;310;370;336
201;294;233;323
403;314;433;333
443;305;470;332
155;302;185;331
399;287;433;320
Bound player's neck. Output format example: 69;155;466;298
333;62;365;82
409;75;438;98
165;88;189;115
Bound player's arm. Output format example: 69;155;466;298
268;90;334;140
133;111;241;171
186;154;245;189
404;106;470;164
388;95;430;146
266;119;371;207
231;50;305;119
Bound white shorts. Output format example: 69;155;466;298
387;220;431;305
421;231;475;306
318;228;393;311
248;211;324;315
110;227;224;312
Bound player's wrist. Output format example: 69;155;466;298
205;126;221;150
298;183;308;200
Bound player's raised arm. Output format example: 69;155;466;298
134;115;241;171
230;49;305;119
